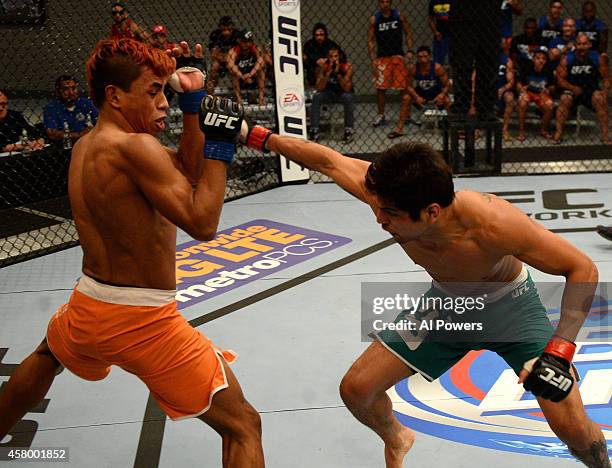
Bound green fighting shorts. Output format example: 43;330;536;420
372;269;554;382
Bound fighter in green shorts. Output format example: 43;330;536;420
240;123;608;468
374;268;555;382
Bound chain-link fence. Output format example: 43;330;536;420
1;0;611;266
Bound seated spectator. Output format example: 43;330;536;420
497;52;517;141
0;90;45;153
303;23;341;88
517;48;555;141
308;46;355;143
427;0;451;65
553;33;610;144
500;0;524;55
538;0;564;42
109;2;150;43
207;16;241;95
576;1;608;57
548;18;576;65
510;17;547;75
227;31;266;105
43;75;98;145
389;45;450;138
150;24;175;52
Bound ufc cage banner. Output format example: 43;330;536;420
270;0;310;183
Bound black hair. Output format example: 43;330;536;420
55;74;77;90
365;142;455;221
219;16;233;26
312;22;328;37
417;45;431;55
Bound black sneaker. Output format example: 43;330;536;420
343;128;354;143
597;225;612;241
372;115;386;127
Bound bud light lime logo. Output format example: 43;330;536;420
391;300;612;458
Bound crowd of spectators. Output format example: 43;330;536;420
0;0;609;154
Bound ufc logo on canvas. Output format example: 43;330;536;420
539;367;572;391
203;114;240;129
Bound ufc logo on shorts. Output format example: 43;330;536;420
204;113;240;129
539;367;572;391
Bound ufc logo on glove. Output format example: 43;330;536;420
202;113;241;130
539;368;573;391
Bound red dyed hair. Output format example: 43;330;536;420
86;38;174;107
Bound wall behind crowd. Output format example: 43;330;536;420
0;0;610;97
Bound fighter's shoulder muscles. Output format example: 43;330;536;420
471;191;592;276
119;133;201;230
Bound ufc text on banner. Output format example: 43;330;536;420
270;0;310;183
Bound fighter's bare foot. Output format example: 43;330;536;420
384;426;415;468
602;137;612;145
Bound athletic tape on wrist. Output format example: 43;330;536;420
178;89;207;113
249;126;272;153
204;140;234;164
544;336;576;362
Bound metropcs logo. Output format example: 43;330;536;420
174;220;351;309
391;300;612;458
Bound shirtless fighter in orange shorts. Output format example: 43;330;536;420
0;38;263;467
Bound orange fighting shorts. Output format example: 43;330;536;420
525;91;553;111
46;275;237;420
373;56;408;90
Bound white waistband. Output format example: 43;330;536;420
432;265;529;303
76;274;176;306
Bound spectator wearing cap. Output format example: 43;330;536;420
0;90;45;153
227;30;266;105
151;24;175;52
43;75;98;144
109;2;150;44
208;16;242;94
303;23;342;87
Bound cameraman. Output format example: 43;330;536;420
308;47;355;143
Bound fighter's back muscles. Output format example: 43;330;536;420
266;135;371;202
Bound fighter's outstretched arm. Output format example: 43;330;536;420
242;125;371;203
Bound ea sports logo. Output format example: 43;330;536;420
391;300;612;458
278;89;304;113
274;0;299;13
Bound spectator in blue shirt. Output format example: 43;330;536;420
43;75;98;144
538;0;564;42
576;1;608;56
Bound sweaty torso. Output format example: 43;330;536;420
398;191;523;284
69;128;177;289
